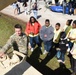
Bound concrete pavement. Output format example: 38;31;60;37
0;0;76;29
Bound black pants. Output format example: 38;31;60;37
71;57;76;73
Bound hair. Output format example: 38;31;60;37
35;2;37;4
56;23;60;27
60;31;66;39
73;20;76;25
45;19;50;23
23;1;27;7
67;19;73;26
29;16;38;25
14;24;22;30
64;0;66;2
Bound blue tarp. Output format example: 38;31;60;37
49;6;71;14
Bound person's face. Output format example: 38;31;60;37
55;25;60;30
15;28;22;36
66;21;69;25
45;21;50;27
72;23;76;28
31;18;35;23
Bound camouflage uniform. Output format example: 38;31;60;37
1;33;27;55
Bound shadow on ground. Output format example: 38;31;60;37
37;15;41;19
27;47;72;75
4;47;72;75
54;63;71;75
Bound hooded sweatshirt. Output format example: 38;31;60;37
40;25;54;41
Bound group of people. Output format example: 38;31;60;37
62;0;76;15
25;17;76;75
12;1;38;19
0;16;76;75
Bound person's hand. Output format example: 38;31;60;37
70;50;73;54
44;34;47;38
25;32;29;36
30;32;34;35
68;37;71;39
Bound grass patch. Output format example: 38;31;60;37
0;13;25;45
0;13;72;75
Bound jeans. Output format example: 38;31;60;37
43;40;52;52
29;35;41;48
71;57;76;73
63;6;66;14
33;10;37;19
59;50;66;62
56;50;61;59
68;41;73;50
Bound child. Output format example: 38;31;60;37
68;20;76;75
40;19;54;54
70;42;76;75
67;20;76;52
63;19;73;35
53;23;61;47
57;31;68;63
53;23;61;58
23;1;28;15
12;1;20;15
32;2;38;19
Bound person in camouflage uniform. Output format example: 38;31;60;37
0;24;27;58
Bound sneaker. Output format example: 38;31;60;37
57;60;62;62
43;50;48;54
61;61;65;64
30;48;34;52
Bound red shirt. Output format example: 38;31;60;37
25;22;41;35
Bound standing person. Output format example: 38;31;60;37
12;1;18;15
53;23;61;59
67;20;76;52
16;3;20;14
40;19;54;54
55;0;59;6
57;31;68;63
12;1;20;15
62;0;67;14
68;0;74;15
32;2;38;19
63;19;73;52
23;1;28;15
25;16;41;52
67;20;76;73
70;42;76;75
53;23;61;47
0;24;28;59
70;40;76;75
63;19;73;35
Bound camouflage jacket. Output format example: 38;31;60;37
1;33;27;54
